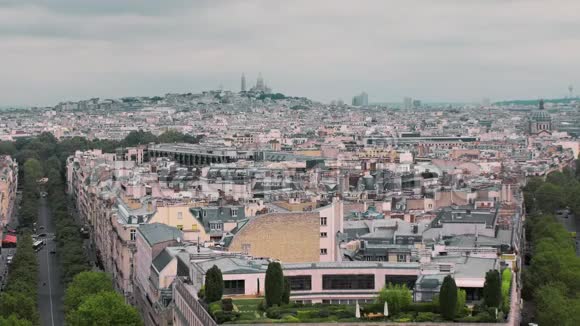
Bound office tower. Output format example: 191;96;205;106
241;73;246;92
412;99;421;109
403;97;413;110
360;92;368;106
352;92;369;106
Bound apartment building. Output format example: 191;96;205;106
0;156;18;237
134;223;183;326
226;199;344;262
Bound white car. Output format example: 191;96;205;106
6;255;14;264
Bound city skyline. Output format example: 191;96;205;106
0;0;579;106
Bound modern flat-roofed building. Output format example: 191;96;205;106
168;247;420;305
414;256;500;302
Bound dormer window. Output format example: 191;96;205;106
231;208;238;217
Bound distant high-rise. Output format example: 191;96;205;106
412;99;421;109
241;73;246;92
403;97;413;110
352;92;368;106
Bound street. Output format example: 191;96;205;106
36;197;64;326
555;209;580;256
0;247;15;290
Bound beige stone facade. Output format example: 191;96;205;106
229;212;320;262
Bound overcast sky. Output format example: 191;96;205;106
1;0;579;106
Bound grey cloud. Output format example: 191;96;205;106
0;0;206;16
0;0;579;106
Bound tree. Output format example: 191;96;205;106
23;158;43;185
265;262;284;307
483;270;502;308
282;278;291;305
534;284;574;326
501;269;512;313
0;141;16;156
0;292;38;323
0;315;33;326
576;154;580;179
523;177;544;194
439;275;458;320
456;289;466;316
122;130;157;147
65;272;114;313
67;291;142;326
535;183;565;213
157;130;200;144
204;265;224;303
376;283;412;315
523;176;580;325
0;232;39;324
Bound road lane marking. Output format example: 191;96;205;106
46;245;55;326
43;201;55;326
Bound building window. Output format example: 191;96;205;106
286;275;312;291
231;208;238;217
209;222;222;231
397;254;406;262
223;280;245;295
202;210;207;218
439;264;452;273
320;232;327;238
322;274;375;290
191;224;198;232
320;248;327;255
130;229;136;241
242;243;251;254
176;225;183;231
177;212;183;220
320;217;327;226
385;275;417;289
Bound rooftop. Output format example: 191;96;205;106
139;223;183;247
